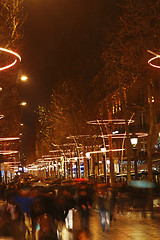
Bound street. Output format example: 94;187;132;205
59;209;160;240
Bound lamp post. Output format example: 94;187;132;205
130;133;138;180
101;146;107;183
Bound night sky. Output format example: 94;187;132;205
22;0;120;104
21;0;120;156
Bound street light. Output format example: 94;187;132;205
20;75;28;82
130;133;138;180
20;101;27;106
86;152;90;158
101;147;106;153
130;133;138;148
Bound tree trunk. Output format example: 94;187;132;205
70;149;73;179
83;146;88;179
108;110;115;185
119;84;132;182
147;84;154;211
147;83;154;182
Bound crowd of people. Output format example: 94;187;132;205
0;177;95;240
0;173;155;240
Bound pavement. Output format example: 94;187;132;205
25;197;160;239
59;208;160;240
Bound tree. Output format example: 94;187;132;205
91;0;160;182
0;0;27;167
0;0;27;48
36;81;90;157
0;0;26;138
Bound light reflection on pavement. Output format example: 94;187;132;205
60;210;160;240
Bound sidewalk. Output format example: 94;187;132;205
60;209;160;240
25;198;160;240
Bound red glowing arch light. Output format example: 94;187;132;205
0;47;21;71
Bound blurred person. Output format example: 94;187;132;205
30;197;46;239
131;187;148;218
109;188;117;222
0;182;5;201
116;190;129;215
13;187;35;238
36;213;57;240
14;187;34;220
54;189;66;222
6;195;30;238
0;208;25;240
4;184;15;203
98;188;112;232
78;187;92;231
62;187;75;231
75;229;91;240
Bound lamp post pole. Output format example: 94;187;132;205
133;148;138;180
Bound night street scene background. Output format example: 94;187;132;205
0;0;160;240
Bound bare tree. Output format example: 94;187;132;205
0;0;27;48
91;0;160;183
0;0;26;152
36;81;90;156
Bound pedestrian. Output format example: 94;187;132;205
0;208;25;240
0;182;5;201
14;187;34;221
36;213;57;240
78;187;92;231
75;229;91;240
62;187;75;231
30;195;46;239
98;188;111;232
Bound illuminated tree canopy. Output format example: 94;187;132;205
0;0;26;138
36;81;91;156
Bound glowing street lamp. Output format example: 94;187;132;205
20;101;27;106
100;147;106;153
20;75;28;82
130;134;138;148
86;152;90;159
